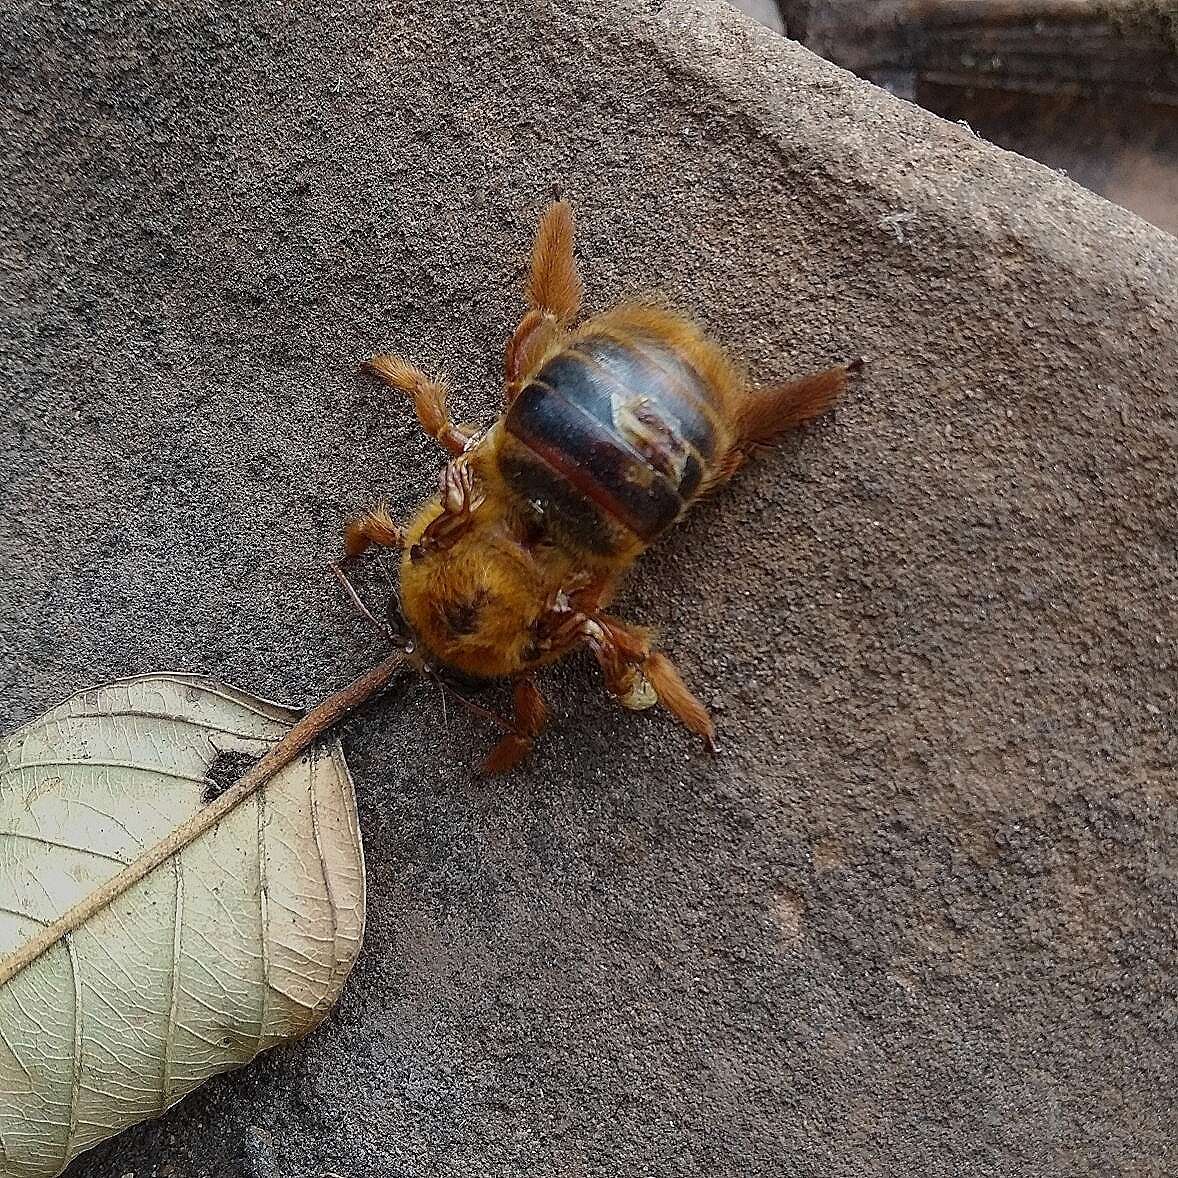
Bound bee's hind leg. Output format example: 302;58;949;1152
362;352;474;455
482;677;550;774
736;357;862;447
699;358;863;496
584;616;718;754
504;198;584;401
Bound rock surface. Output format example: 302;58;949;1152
1;1;1175;1175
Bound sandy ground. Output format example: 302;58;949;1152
1;0;1176;1175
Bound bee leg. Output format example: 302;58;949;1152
482;677;549;775
737;358;863;448
583;617;718;754
504;199;584;400
526;199;583;325
641;651;718;754
342;504;404;560
699;359;861;495
411;461;486;558
362;352;473;455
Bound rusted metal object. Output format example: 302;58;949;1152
911;0;1178;101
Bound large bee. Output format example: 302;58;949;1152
340;197;859;772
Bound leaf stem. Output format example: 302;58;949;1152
0;652;408;989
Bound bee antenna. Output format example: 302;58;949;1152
433;676;516;735
330;560;399;641
431;670;450;735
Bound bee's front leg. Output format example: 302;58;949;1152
341;504;404;560
482;677;550;775
362;352;474;455
411;460;486;559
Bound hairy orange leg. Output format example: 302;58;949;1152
483;677;550;774
583;615;717;753
342;504;404;560
701;357;863;494
504;199;584;401
363;353;473;456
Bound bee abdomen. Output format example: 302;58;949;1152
502;332;723;553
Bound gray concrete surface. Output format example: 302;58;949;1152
1;0;1176;1175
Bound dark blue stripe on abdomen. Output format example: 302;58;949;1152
574;335;718;464
504;338;719;543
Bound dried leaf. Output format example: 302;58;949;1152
0;674;366;1177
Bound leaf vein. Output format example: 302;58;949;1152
308;750;342;1010
9;758;208;785
54;710;285;739
55;797;143;849
170;1021;226;1050
0;1016;33;1083
122;677;297;722
63;934;84;1167
0;902;48;926
0;830;131;865
255;791;270;1054
4;977;52;1032
161;856;183;1114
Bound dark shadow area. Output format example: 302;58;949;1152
920;85;1178;235
779;0;1178;235
201;749;262;804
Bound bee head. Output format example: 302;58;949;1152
397;494;560;680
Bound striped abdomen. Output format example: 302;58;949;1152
500;331;727;556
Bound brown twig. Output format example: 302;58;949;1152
0;651;409;989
